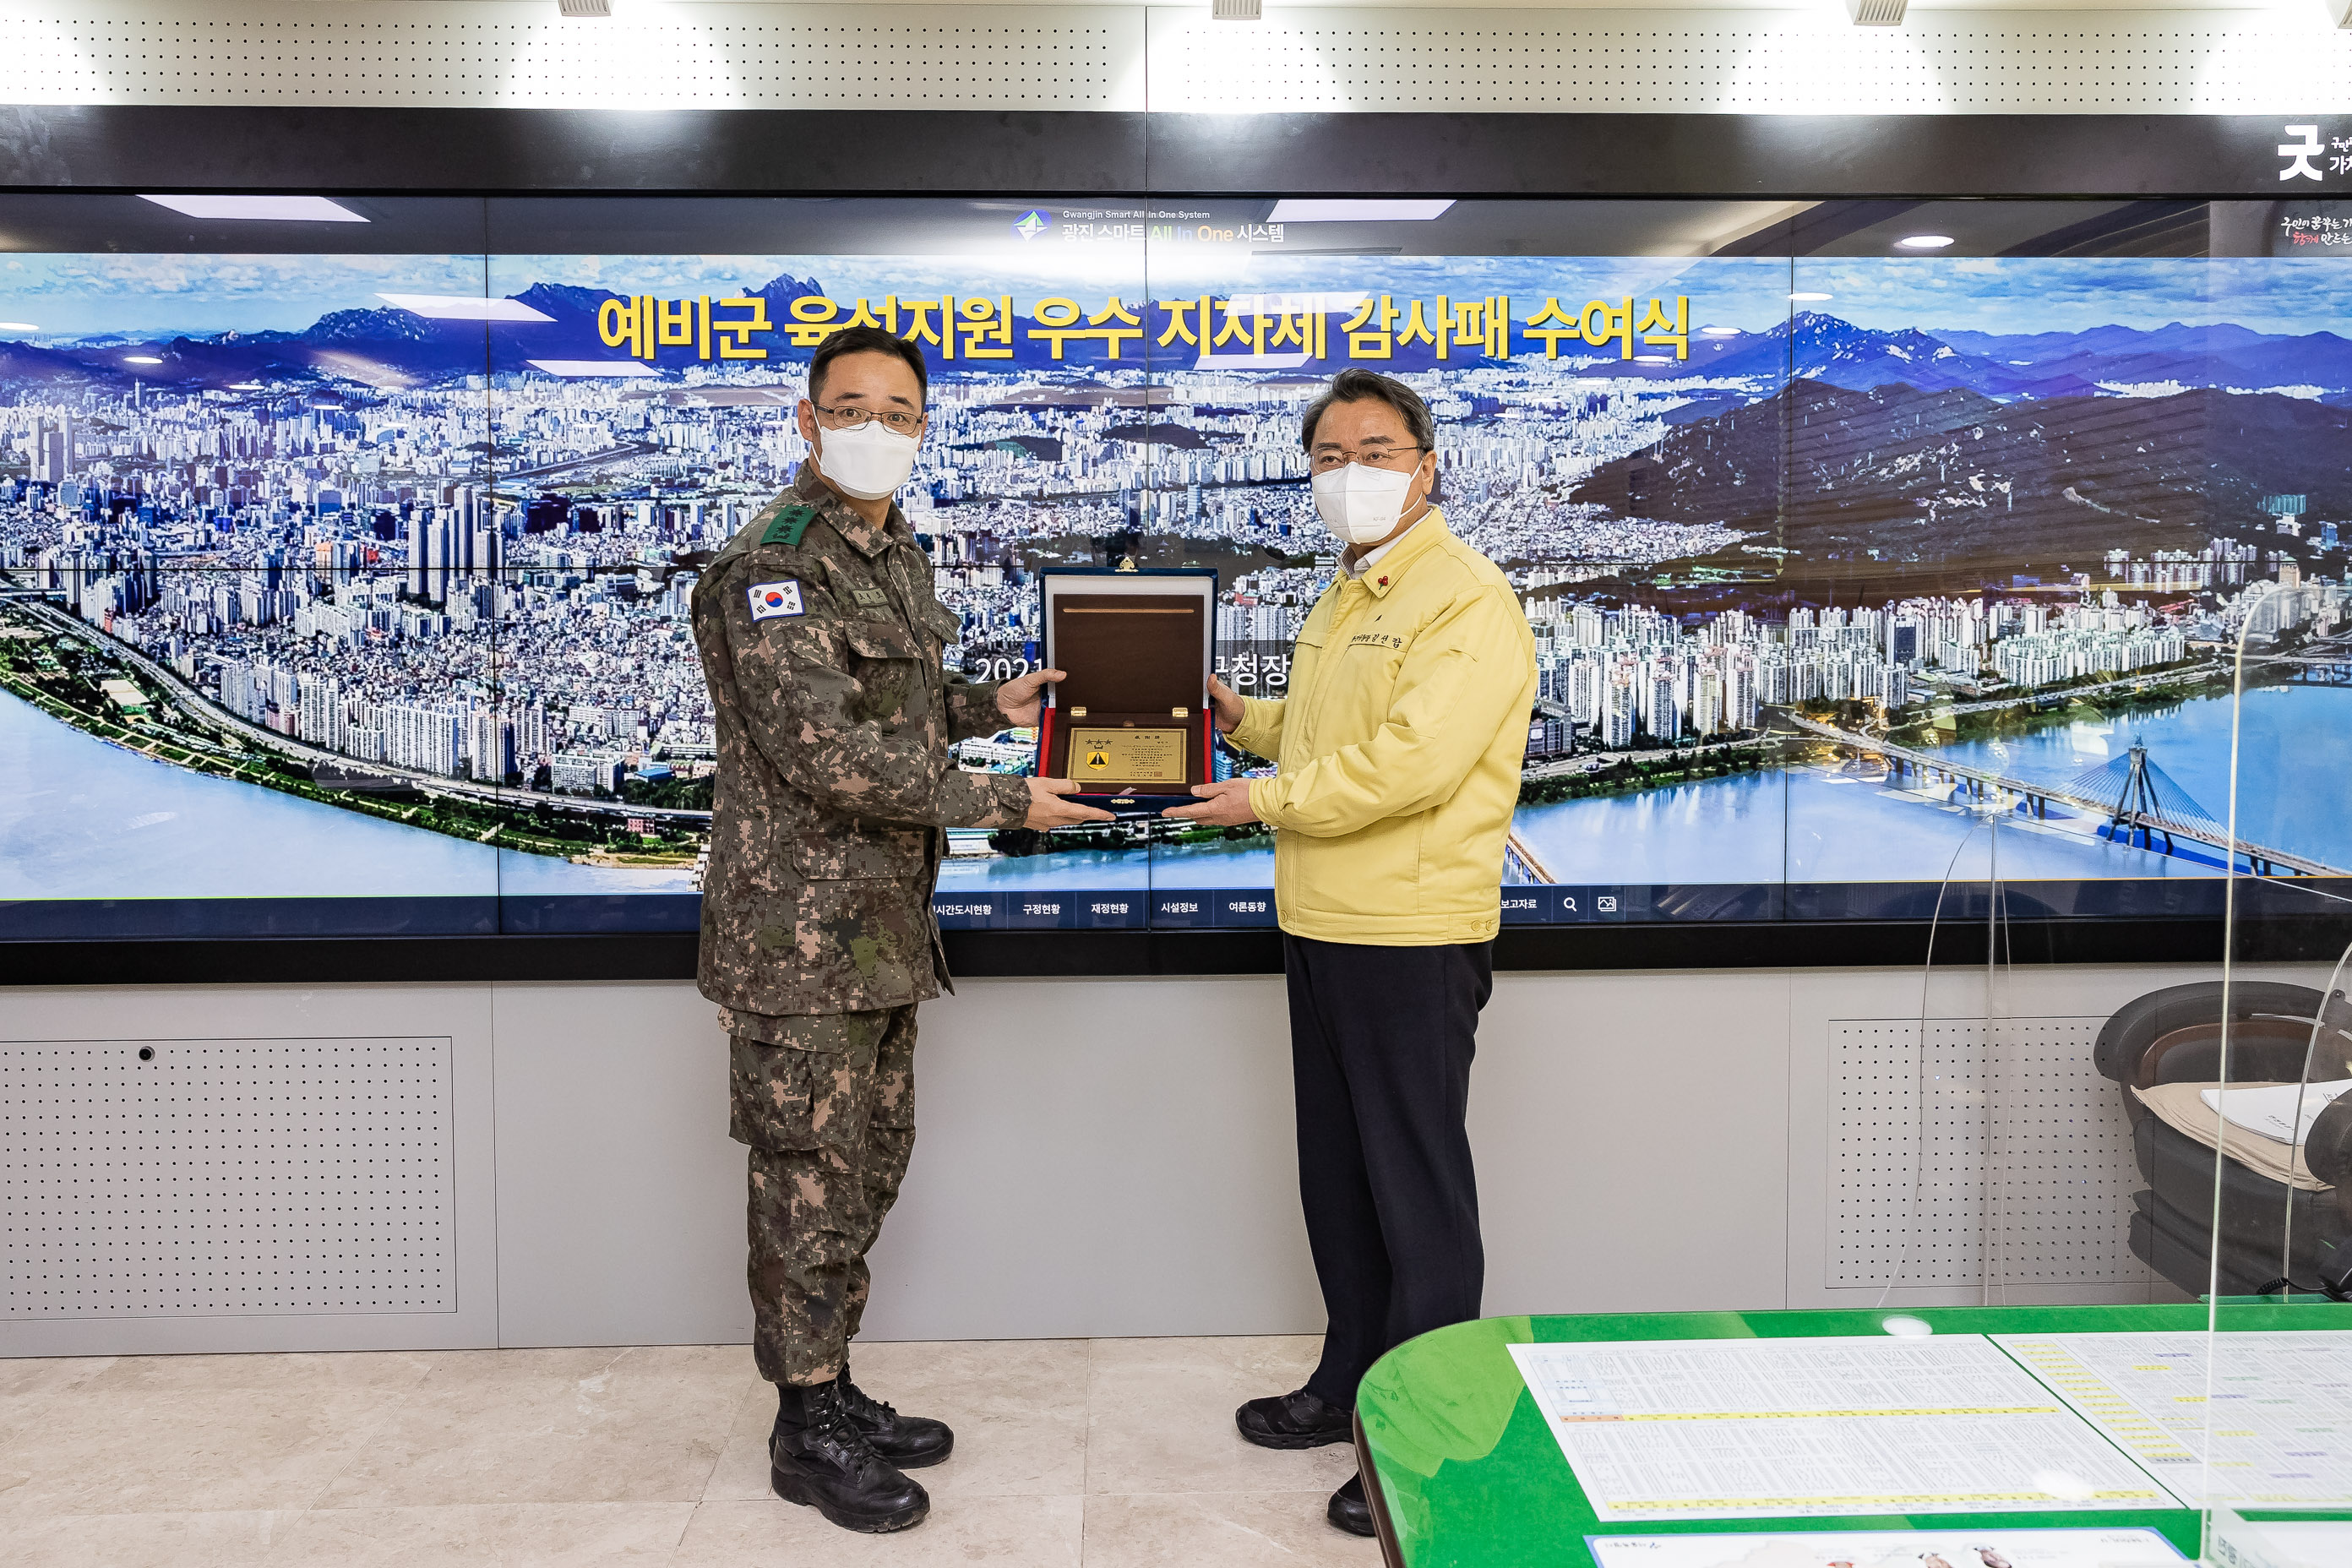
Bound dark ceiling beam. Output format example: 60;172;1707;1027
0;106;2337;199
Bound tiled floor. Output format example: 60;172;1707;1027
0;1337;1377;1565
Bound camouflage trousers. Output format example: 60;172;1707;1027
728;1006;917;1388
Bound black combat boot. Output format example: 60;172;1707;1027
770;1380;929;1533
1235;1387;1354;1449
838;1360;956;1468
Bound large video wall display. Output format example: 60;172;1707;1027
2;194;2347;940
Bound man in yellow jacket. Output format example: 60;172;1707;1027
1167;368;1537;1538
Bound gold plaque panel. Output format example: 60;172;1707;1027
1068;726;1190;786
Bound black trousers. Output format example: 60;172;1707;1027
1284;932;1492;1410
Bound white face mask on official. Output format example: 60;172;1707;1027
1312;460;1424;547
814;418;921;501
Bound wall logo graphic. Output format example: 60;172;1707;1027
2276;123;2352;182
1012;209;1052;242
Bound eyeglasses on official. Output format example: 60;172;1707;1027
1308;442;1429;475
812;402;925;437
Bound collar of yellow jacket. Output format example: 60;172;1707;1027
1348;507;1449;601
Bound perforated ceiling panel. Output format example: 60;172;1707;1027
0;3;2348;115
1829;1015;2145;1292
0;3;1137;110
1147;8;2352;115
3;1036;455;1318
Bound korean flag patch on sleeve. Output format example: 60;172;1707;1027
748;580;805;622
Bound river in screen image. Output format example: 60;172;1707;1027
10;683;2343;915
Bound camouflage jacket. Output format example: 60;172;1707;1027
690;462;1029;1018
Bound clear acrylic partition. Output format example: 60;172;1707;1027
1795;201;2250;1321
0;194;504;941
1780;199;2352;1562
2202;191;2352;1568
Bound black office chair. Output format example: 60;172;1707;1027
2093;980;2352;1296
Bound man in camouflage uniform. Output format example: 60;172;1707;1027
690;325;1109;1533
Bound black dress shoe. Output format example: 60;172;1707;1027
1328;1473;1375;1536
770;1381;929;1533
1235;1388;1353;1450
838;1363;955;1468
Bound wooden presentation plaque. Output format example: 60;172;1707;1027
1036;569;1217;803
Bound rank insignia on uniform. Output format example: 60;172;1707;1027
760;504;820;547
748;580;805;621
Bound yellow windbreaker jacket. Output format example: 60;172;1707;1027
1232;510;1538;945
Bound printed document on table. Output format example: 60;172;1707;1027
2239;1521;2352;1568
1586;1526;2186;1568
1506;1337;2184;1523
1993;1331;2352;1507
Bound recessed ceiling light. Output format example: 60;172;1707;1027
1788;292;1833;302
1897;234;1956;250
1701;326;1741;336
527;360;661;378
0;321;35;331
1266;199;1456;223
139;194;368;223
379;293;556;323
124;355;164;365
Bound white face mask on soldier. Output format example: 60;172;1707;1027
1311;460;1421;547
815;418;921;501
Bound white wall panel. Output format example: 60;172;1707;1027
1783;961;2330;1312
1828;1015;2138;1290
487;974;1326;1347
3;1034;456;1320
486;979;746;1348
4;961;2328;1354
489;967;1796;1347
1473;967;1793;1318
0;2;2347;115
0;983;498;1358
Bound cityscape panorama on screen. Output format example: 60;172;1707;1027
3;206;2349;938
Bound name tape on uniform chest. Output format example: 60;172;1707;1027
748;580;805;621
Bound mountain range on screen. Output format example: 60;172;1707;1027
1593;312;2352;403
1574;376;2352;592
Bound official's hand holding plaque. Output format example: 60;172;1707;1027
1034;569;1218;808
1162;678;1258;825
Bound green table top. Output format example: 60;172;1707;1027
1353;1301;2352;1568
